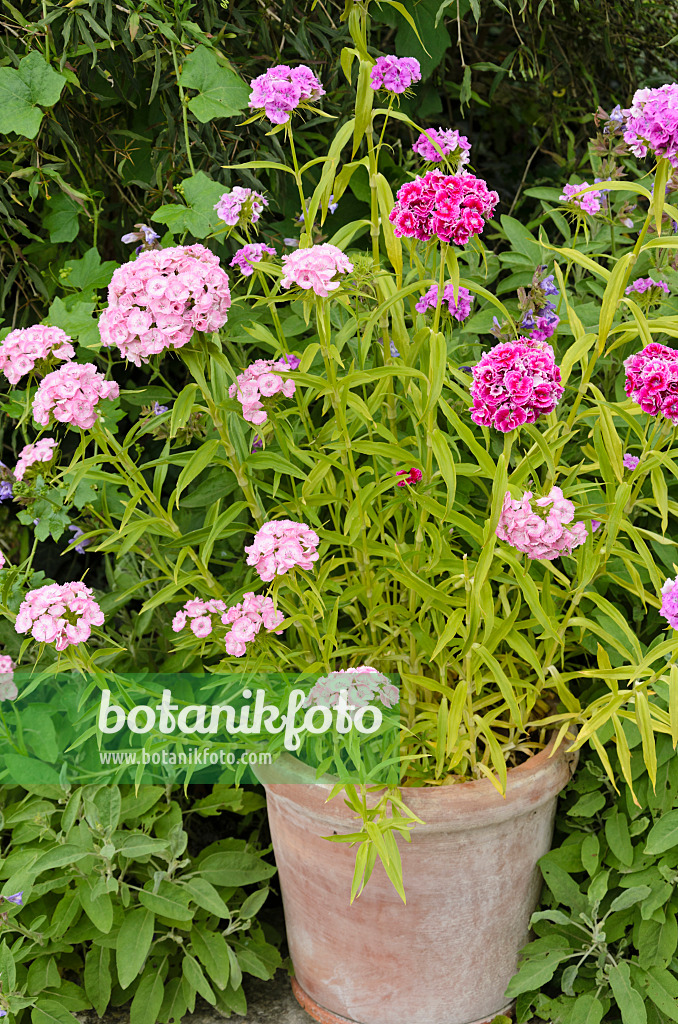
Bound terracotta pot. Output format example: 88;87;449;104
258;734;578;1024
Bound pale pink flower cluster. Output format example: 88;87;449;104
33;363;119;429
496;487;589;560
15;582;104;650
172;597;228;638
625;277;671;297
0;655;16;701
0;326;75;386
559;181;605;215
389;170;499;245
280;244;354;297
370;56;421;94
412;128;471;166
214;188;268;228
660;577;678;629
221;593;285;657
245;520;320;582
229;355;299;425
99;245;231;366
624;342;678;422
248;65;325;125
622;85;678;167
230;243;277;277
14;438;57;481
304;666;399;710
0;656;13;675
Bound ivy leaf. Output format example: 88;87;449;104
0;51;66;139
178;46;250;122
152;172;225;240
43;194;81;244
47;296;100;350
63;247;118;292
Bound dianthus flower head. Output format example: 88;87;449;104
660;576;678;629
625;277;671;298
0;655;14;676
622;85;678;167
14;438;57;482
304;666;399;711
496;487;589;560
33;363;119;430
412;128;471;168
280;243;353;297
469;336;564;432
245;519;320;582
396;467;423;487
228;355;298;425
214;188;268;229
0;325;75;386
370;56;421;94
248;64;325;125
99;244;231;367
415;282;473;320
0;655;16;701
15;581;104;651
172;597;228;639
389;170;498;246
559;181;605;215
624;341;678;422
220;592;285;657
230;243;277;277
623;453;641;471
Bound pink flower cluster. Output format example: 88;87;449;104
389;170;499;246
0;656;14;675
415;282;473;320
33;363;119;429
304;666;399;710
0;325;75;386
0;655;16;701
396;467;422;487
412;128;471;167
0;551;4;570
623;453;640;471
229;355;298;425
559;181;605;215
469;337;564;432
221;593;285;657
230;243;277;277
496;487;589;560
15;582;104;650
172;597;227;638
99;245;231;366
623;85;678;167
245;520;320;582
660;577;678;629
280;243;353;297
624;342;678;422
370;56;421;94
214;188;268;228
625;277;671;297
248;65;325;125
14;438;57;481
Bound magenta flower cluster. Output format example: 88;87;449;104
624;342;678;422
229;355;298;425
412;128;471;167
559;181;605;215
415;282;473;320
99;244;231;366
33;363;119;430
245;520;320;582
389;170;499;246
0;325;75;386
214;188;268;228
370;55;421;94
15;582;104;650
304;666;399;710
625;277;670;297
496;487;589;560
280;243;354;297
14;438;57;481
221;593;285;657
622;85;678;167
469;338;564;433
623;453;640;471
248;65;325;125
661;577;678;629
396;467;423;487
230;243;277;277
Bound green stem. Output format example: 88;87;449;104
287;127;308;243
171;42;195;176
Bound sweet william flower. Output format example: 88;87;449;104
15;582;104;651
415;283;473;321
245;520;320;582
172;597;227;638
215;188;268;229
469;337;564;432
496;487;589;560
396;468;423;487
33;364;119;430
412;127;471;167
660;577;678;629
370;55;421;94
229;355;298;425
280;244;353;297
625;277;670;297
559;181;605;215
230;243;277;277
624;342;678;422
221;592;285;657
304;666;399;710
623;84;678;166
623;454;641;471
389;170;498;246
248;65;324;125
14;438;57;481
0;325;75;386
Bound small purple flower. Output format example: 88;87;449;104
541;275;558;296
520;310;536;329
623;454;640;471
377;337;401;358
0;480;13;503
5;892;22;905
252;435;263;453
153;402;169;415
68;525;90;555
283;238;299;249
281;353;300;370
0;1008;7;1016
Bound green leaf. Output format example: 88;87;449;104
32;1002;80;1024
76;878;113;933
609;885;652;912
191;925;230;989
175;440;221;505
138;881;193;922
63;247;118;292
605;810;634;867
130;962;167;1024
3;754;61;787
116;908;155;989
0;51;66;139
608;962;647;1024
197;852;277;887
504;950;571;997
43;193;81;244
645;809;678;855
178;46;250;122
569;994;604;1024
47;296;100;350
182;877;231;918
84;945;111;1017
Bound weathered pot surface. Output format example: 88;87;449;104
257;733;578;1024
